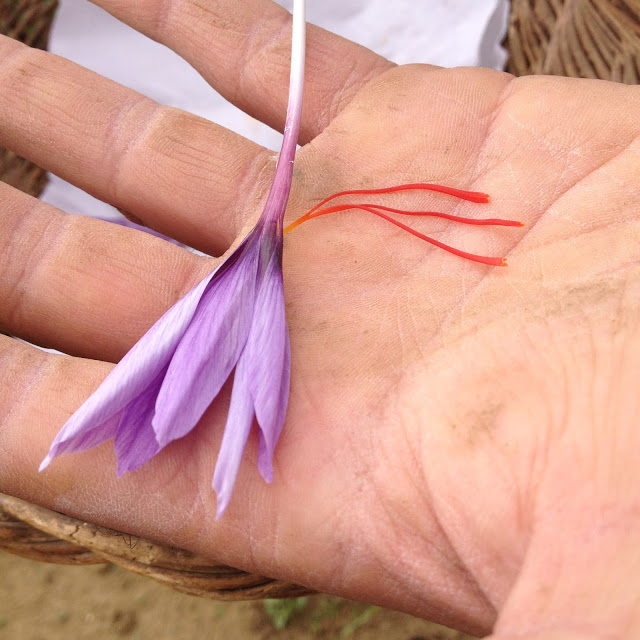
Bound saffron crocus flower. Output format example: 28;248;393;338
40;0;307;518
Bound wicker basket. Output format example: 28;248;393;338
1;0;639;602
0;493;310;599
505;0;640;83
0;0;58;196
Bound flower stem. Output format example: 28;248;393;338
258;0;306;229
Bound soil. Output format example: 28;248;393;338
0;552;477;640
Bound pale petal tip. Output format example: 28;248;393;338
214;489;230;521
154;435;172;450
259;463;274;484
258;450;274;484
215;503;227;521
151;417;175;451
212;474;232;520
38;455;52;472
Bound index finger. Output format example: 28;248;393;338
91;0;395;143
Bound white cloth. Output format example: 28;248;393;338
42;0;509;218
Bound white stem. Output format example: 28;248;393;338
283;0;306;148
258;0;306;228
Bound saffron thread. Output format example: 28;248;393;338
284;183;522;267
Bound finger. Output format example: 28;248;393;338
0;336;291;618
0;334;223;553
91;0;395;143
0;35;273;254
0;335;494;635
0;181;210;362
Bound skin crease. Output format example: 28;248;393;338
0;1;639;638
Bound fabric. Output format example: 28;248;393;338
41;0;508;215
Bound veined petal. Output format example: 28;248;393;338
244;240;291;483
211;356;255;519
39;412;122;470
152;236;260;448
113;366;166;476
40;266;217;467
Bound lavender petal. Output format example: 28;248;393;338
39;412;122;471
244;243;291;482
40;268;218;467
113;367;166;476
211;356;255;519
152;238;259;448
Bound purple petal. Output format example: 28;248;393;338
113;367;166;476
40;267;217;466
152;237;260;448
39;412;122;471
211;358;255;519
244;242;291;482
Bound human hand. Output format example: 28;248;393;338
1;2;639;639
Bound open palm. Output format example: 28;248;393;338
1;2;639;639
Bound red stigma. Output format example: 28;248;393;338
284;183;523;267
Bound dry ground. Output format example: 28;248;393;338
0;552;476;640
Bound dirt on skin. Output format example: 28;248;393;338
0;553;477;640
